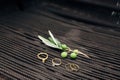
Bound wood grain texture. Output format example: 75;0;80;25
0;1;120;80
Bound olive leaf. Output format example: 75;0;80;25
54;38;62;48
49;37;62;48
48;37;55;44
38;35;62;49
48;30;58;46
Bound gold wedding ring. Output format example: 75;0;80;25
52;58;62;66
70;63;79;71
65;63;79;72
65;63;72;71
37;52;48;63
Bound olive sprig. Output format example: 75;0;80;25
38;30;89;59
61;46;90;59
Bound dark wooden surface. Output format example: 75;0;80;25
0;1;120;80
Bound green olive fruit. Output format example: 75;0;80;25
73;49;79;54
61;44;68;50
70;52;77;59
61;52;68;58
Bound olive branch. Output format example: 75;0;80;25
38;30;90;58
